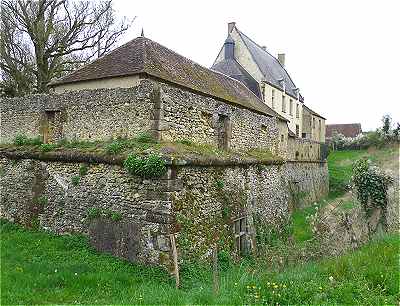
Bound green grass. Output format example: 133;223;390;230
327;150;369;197
327;145;399;197
1;220;398;304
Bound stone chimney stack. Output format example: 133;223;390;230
228;22;236;34
278;53;285;67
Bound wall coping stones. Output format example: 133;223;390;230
0;147;292;167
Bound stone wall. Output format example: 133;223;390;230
287;137;322;161
1;78;283;157
285;161;329;209
0;154;329;266
1;85;153;144
158;81;280;153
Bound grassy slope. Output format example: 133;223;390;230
1;146;399;304
1;220;398;305
291;145;399;244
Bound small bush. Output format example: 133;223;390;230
215;179;224;189
352;159;393;217
87;207;101;220
71;175;80;186
14;135;29;146
124;153;167;178
110;212;122;222
134;132;156;143
14;135;42;146
106;141;125;155
79;164;88;176
39;143;57;152
36;196;48;207
86;208;122;222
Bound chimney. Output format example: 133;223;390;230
261;46;267;51
228;22;236;34
278;53;285;67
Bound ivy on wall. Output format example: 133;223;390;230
352;159;393;222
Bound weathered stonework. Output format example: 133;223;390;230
0;155;328;267
1;78;287;158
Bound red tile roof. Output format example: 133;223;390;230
326;123;362;138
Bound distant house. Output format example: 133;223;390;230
326;123;362;140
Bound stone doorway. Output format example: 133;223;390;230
42;110;62;143
217;114;231;150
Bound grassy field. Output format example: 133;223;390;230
1;220;398;305
1;147;399;304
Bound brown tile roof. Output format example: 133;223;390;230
326;123;362;138
49;37;287;121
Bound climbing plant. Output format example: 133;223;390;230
352;159;393;218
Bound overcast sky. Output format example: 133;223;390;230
114;0;399;131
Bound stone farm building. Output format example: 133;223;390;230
0;25;328;268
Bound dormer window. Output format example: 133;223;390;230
261;83;266;101
294;88;300;100
271;89;275;109
278;78;285;93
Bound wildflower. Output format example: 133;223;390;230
234;282;238;286
267;282;270;286
319;286;323;290
283;284;287;288
74;272;78;276
329;276;334;282
274;284;279;289
55;269;58;273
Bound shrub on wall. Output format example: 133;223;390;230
352;159;393;222
123;153;167;178
39;143;57;152
105;141;125;155
14;135;42;146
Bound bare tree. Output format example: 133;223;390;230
0;0;133;95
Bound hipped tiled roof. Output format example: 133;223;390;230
326;124;362;138
49;37;287;121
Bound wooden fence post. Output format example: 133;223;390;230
212;244;219;295
169;234;180;288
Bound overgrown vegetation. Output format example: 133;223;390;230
330;114;399;151
4;133;280;163
14;135;42;146
86;208;122;222
353;159;393;220
1;219;398;304
123;153;167;178
71;175;80;186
